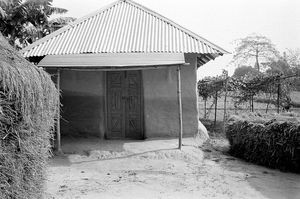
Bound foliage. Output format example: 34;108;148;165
49;16;76;30
226;116;300;173
0;34;58;198
232;74;279;102
0;0;71;48
198;71;297;112
286;49;300;91
286;48;300;69
233;65;260;79
266;59;292;76
232;34;280;72
198;76;225;100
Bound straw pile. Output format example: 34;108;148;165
226;116;300;172
0;34;59;198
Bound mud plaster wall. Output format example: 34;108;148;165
45;53;198;139
143;53;198;137
52;70;106;138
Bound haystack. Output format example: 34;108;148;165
226;116;300;173
0;33;59;199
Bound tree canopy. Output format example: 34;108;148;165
232;34;280;72
233;65;261;79
286;48;300;69
0;0;74;49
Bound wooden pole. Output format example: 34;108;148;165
277;79;280;113
223;78;228;133
251;95;254;112
214;91;218;127
177;65;183;150
56;69;62;154
204;99;207;119
266;93;271;113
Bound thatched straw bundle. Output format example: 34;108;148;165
0;34;59;198
226;116;300;173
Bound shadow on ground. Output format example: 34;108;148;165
203;136;300;199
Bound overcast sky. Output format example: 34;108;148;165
52;0;300;78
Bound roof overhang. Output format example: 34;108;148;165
197;53;220;67
38;53;187;69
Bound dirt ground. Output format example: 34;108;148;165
46;137;300;199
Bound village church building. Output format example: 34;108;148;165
21;0;228;151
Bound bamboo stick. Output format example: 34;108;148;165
223;76;228;133
214;91;218;127
204;99;207;119
56;69;62;154
177;65;183;150
277;79;280;113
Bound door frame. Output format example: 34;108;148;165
104;70;144;139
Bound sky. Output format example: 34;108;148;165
52;0;300;78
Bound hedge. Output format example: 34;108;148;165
0;34;59;198
226;117;300;172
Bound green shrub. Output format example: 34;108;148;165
0;34;58;198
226;117;300;172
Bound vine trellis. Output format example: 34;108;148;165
198;72;299;126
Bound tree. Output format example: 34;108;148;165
0;0;69;48
266;59;292;76
233;65;260;79
232;34;280;72
285;49;300;91
25;16;76;44
265;50;300;91
48;17;76;32
286;48;300;69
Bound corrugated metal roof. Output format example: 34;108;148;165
21;0;228;59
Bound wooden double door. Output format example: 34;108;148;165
106;71;143;139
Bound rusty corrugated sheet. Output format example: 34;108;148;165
22;0;228;58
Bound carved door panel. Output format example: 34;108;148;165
107;71;124;138
107;71;143;139
125;71;142;139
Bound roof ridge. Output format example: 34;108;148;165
125;0;229;54
21;0;122;54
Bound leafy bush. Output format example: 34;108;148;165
226;117;300;172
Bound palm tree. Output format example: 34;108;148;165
0;0;69;49
48;16;76;32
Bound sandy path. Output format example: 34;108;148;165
45;138;300;199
